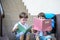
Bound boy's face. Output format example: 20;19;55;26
38;17;45;19
20;18;28;24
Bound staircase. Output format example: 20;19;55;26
0;36;9;40
0;25;9;40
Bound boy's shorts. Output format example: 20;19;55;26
40;35;52;40
16;32;24;40
16;32;30;40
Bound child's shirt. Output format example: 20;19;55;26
14;21;29;34
38;31;43;36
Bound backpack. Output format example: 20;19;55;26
45;13;56;33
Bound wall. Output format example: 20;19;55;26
22;0;60;15
1;0;31;40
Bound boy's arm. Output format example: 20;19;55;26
12;24;18;33
12;26;18;33
30;25;34;33
31;28;34;33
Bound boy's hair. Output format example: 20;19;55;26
19;12;28;18
38;12;45;18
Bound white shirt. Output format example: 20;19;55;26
13;21;29;30
39;31;43;36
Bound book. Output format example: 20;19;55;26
17;24;32;34
33;17;52;31
25;26;32;34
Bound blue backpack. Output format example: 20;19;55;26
45;13;56;33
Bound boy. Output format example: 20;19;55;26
12;12;30;40
38;12;52;40
32;12;52;40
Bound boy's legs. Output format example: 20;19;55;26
26;32;30;40
16;32;24;40
36;34;40;40
20;34;24;40
44;35;52;40
39;35;52;40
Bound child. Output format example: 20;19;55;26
38;12;52;40
32;12;52;40
12;12;30;40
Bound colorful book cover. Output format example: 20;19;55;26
17;24;32;34
33;17;51;31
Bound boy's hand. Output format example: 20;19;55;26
47;26;52;32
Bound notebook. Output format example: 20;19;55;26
33;17;52;31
